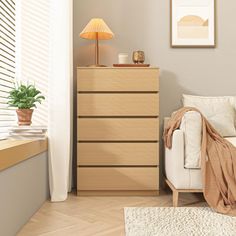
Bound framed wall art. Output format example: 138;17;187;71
171;0;216;48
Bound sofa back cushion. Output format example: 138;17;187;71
180;111;236;169
183;95;236;137
180;110;236;169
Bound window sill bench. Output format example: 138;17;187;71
0;139;48;171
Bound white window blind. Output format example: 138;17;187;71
0;0;16;139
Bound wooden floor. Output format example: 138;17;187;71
18;190;206;236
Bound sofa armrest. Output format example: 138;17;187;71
164;116;184;169
165;129;185;187
165;129;184;168
164;115;203;189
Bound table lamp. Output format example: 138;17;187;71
80;18;114;67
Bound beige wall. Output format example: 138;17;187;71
73;0;236;178
73;0;236;120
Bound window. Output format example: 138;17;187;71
0;0;16;139
17;0;49;126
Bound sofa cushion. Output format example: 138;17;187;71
225;137;236;147
180;111;236;170
183;95;236;137
180;111;202;169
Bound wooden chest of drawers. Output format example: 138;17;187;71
77;67;159;195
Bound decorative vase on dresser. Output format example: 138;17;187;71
76;67;160;196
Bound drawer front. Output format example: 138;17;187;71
77;143;159;166
77;167;159;190
78;94;159;116
77;118;159;141
77;68;159;92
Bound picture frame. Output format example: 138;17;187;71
170;0;216;48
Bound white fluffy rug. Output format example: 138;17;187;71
124;207;236;236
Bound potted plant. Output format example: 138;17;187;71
8;83;45;126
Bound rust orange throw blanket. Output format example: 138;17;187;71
164;107;236;216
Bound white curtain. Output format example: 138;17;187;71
48;0;73;201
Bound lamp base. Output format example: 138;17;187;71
88;64;107;67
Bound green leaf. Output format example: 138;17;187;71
7;82;45;109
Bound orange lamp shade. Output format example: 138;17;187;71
80;18;114;40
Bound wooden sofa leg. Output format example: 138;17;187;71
165;178;203;207
173;190;179;207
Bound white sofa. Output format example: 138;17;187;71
165;126;236;190
165;95;236;206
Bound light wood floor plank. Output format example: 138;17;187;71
18;191;206;236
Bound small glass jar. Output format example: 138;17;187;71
133;51;145;64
